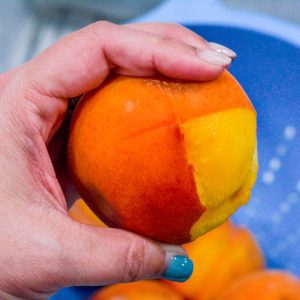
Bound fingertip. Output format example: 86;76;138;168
197;49;232;66
162;255;194;282
150;35;230;82
154;52;227;82
159;244;193;282
208;42;237;60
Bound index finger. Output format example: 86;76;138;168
21;21;231;100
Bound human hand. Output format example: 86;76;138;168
0;21;235;299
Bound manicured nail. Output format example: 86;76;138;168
162;255;194;282
197;49;232;65
209;42;237;59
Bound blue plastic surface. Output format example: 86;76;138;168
51;25;300;300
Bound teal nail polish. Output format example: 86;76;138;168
162;255;193;282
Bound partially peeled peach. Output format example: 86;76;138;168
68;71;257;244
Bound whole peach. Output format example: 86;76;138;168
219;270;300;300
90;280;183;300
169;221;265;299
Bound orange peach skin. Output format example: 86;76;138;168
69;198;106;227
168;221;265;300
68;71;257;244
219;270;300;300
90;280;183;300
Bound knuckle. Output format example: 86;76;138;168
94;20;113;28
165;22;206;43
158;35;177;47
162;22;186;36
88;20;114;36
85;21;116;45
123;239;147;282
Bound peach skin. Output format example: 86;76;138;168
69;198;106;227
168;221;265;300
90;280;183;300
219;270;300;300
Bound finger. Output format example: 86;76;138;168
124;22;237;59
0;66;22;89
56;221;193;287
4;21;233;145
124;22;208;49
20;21;231;101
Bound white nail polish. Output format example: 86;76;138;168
197;49;232;66
208;42;237;59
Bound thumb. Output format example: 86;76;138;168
58;220;193;287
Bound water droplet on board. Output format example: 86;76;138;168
284;125;296;140
296;180;300;193
276;145;287;156
271;213;281;224
287;193;299;205
245;207;256;217
287;234;297;244
269;158;281;171
279;202;290;213
262;171;275;184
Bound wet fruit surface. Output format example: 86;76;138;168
68;71;257;243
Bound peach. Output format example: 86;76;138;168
168;221;265;299
90;280;183;300
68;198;106;227
68;71;257;244
219;270;300;300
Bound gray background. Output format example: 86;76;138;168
0;0;299;72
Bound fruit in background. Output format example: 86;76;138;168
69;198;106;227
68;71;258;244
219;270;300;300
169;221;265;300
90;280;183;300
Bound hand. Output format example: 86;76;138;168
0;21;235;299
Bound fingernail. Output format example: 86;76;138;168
208;42;237;59
197;49;232;65
162;255;194;282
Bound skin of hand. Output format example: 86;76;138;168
0;21;235;299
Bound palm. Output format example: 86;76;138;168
47;100;80;208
